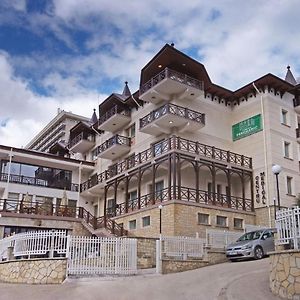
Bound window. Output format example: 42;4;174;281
287;176;293;195
142;216;150;227
281;109;288;125
129;220;136;230
128;190;137;208
234;218;243;229
126;124;136;145
198;213;210;225
284;141;290;158
155;181;164;201
107;199;115;215
216;216;227;227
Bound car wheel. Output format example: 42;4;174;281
254;246;264;260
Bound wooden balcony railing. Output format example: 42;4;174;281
140;67;204;95
140;103;205;129
81;136;252;192
0;199;127;236
109;186;253;216
0;173;79;192
94;134;131;156
69;132;95;149
99;105;131;125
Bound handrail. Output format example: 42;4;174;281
108;185;253;217
0;173;79;192
140;102;205;129
140;67;204;95
94;134;131;156
69;132;95;149
99;105;131;125
81;136;252;192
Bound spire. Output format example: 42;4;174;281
122;81;131;97
285;65;297;85
90;108;98;124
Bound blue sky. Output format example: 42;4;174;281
0;0;300;147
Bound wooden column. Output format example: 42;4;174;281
177;154;181;200
125;177;129;213
152;164;156;205
168;154;172;201
172;152;177;200
103;186;108;227
195;162;199;203
212;164;216;205
138;168;141;209
241;171;246;211
114;179;118;216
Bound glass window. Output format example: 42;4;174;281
234;218;243;229
142;216;150;227
281;109;288;125
128;190;137;208
216;216;227;227
198;213;209;225
129;220;136;230
284;142;290;158
287;176;293;195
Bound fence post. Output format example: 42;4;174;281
292;209;298;250
156;239;162;274
49;229;55;258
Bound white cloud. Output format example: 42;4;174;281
0;52;107;147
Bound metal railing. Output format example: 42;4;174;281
206;229;242;249
94;134;131;156
140;103;205;129
99;105;131;125
276;207;300;250
69;132;95;149
160;236;206;260
109;186;253;217
81;136;252;192
0;173;79;192
140;67;204;95
0;230;67;261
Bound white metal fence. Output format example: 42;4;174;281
206;229;241;249
0;230;67;260
67;236;137;275
276;207;300;250
160;236;206;260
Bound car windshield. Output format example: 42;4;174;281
237;230;264;242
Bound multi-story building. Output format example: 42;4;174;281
75;44;300;238
1;43;300;240
26;109;93;153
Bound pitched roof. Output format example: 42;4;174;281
285;66;297;85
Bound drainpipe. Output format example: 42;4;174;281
252;83;271;227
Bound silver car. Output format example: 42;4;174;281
226;228;276;261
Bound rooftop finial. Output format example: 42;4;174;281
122;81;131;97
125;81;128;85
171;42;175;47
287;65;290;70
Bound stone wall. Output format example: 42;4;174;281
0;258;67;284
269;250;300;299
113;201;256;238
136;237;157;269
161;259;209;274
255;206;276;228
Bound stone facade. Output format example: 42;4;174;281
136;237;157;269
162;259;209;274
0;258;67;284
255;206;276;228
269;250;300;299
114;201;255;238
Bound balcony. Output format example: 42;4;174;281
139;67;204;104
81;136;252;192
96;135;131;160
0;173;79;192
296;128;300;143
69;132;95;153
140;103;205;135
293;98;300;114
98;105;131;132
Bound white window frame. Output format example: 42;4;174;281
283;140;293;159
280;108;289;126
286;176;293;196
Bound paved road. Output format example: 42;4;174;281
0;258;281;300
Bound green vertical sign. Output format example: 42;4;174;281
232;114;263;141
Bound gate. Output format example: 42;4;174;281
67;236;137;275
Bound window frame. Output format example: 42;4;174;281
216;215;228;227
142;216;151;227
198;213;210;225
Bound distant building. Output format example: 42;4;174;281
25;110;90;153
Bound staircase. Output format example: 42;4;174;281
78;207;127;237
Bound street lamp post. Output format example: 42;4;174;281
272;164;282;218
158;204;163;236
